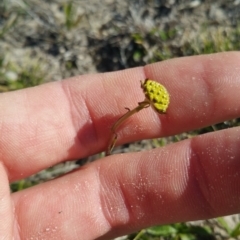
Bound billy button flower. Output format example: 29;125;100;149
106;79;170;156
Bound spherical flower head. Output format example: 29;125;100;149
141;79;170;113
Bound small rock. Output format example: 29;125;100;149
5;71;18;81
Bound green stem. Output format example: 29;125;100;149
133;229;146;240
106;101;149;156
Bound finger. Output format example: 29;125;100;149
146;51;240;135
0;162;14;239
1;52;240;181
12;127;240;239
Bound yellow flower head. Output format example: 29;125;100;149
141;79;170;114
106;79;170;155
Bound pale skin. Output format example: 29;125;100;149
1;52;240;240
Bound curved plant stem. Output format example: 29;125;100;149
133;229;146;240
106;100;150;156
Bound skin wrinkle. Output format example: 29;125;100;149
201;58;240;118
202;62;236;121
190;62;215;122
118;161;151;226
101;152;164;232
61;79;99;156
100;74;119;114
103;79;123;117
142;148;184;222
12;199;21;240
99;190;115;232
196;64;216;120
155;110;171;137
84;75;116;152
86;76;116;151
84;96;99;146
85;77;110;143
188;139;217;218
99;160;131;229
0;162;12;239
101;76;130;147
48;81;82;160
60;80;86;136
0;122;31;180
93;164;113;233
99;152;163;236
98;154;166;236
188;130;240;217
0;119;5;171
0;92;25;174
131;156;161;223
117;177;134;224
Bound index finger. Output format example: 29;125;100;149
1;52;240;181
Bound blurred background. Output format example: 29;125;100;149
1;0;240;239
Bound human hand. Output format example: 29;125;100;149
1;52;240;239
